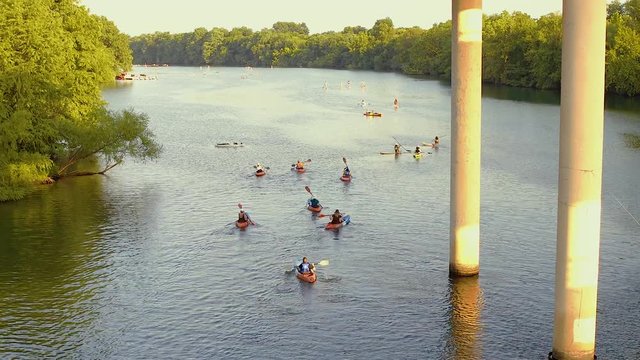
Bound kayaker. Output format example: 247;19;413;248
342;166;351;177
393;97;399;107
394;144;401;155
309;197;321;208
296;160;305;169
415;146;422;154
255;163;265;173
433;136;440;146
238;210;249;223
330;209;343;224
298;257;315;274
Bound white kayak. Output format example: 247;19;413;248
215;142;244;148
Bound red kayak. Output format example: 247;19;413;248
308;204;322;213
340;175;351;182
235;220;249;229
255;170;266;177
296;167;305;173
296;271;317;283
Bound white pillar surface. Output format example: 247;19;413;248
552;1;606;359
450;0;482;276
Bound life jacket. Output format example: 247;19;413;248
299;262;310;273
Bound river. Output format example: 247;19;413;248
1;66;639;359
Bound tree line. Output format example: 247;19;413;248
130;0;640;97
0;0;161;201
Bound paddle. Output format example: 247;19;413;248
291;159;312;167
304;185;314;197
391;136;411;153
237;203;255;225
342;157;351;177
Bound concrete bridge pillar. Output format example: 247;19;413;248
551;1;606;359
450;0;482;276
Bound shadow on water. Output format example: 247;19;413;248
443;276;484;360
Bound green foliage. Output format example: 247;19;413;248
55;109;161;177
0;0;157;201
128;2;640;96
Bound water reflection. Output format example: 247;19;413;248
444;276;484;360
0;176;109;358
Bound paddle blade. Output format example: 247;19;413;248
342;157;347;165
304;186;313;195
316;259;329;266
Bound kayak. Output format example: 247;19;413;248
380;151;408;155
235;220;249;229
255;170;266;177
340;174;352;182
306;199;322;213
363;111;382;117
216;141;244;147
413;153;423;159
296;167;305;173
325;214;351;230
296;271;317;283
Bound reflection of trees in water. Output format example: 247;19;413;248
0;176;110;357
623;133;640;149
443;276;484;360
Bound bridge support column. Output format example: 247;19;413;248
551;1;606;359
450;0;482;276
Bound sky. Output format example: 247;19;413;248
79;0;567;36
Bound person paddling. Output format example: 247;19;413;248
255;163;265;174
298;257;315;274
394;144;401;155
342;165;351;177
415;146;422;155
330;209;343;224
296;160;305;170
238;210;250;224
433;136;440;146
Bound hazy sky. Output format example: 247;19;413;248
79;0;566;36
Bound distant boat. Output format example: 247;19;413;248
364;111;382;117
215;142;244;148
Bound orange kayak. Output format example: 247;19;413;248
340;175;351;182
235;220;249;229
256;170;266;177
325;214;351;230
296;167;305;173
296;271;317;283
307;205;322;213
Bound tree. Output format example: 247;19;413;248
0;0;160;201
